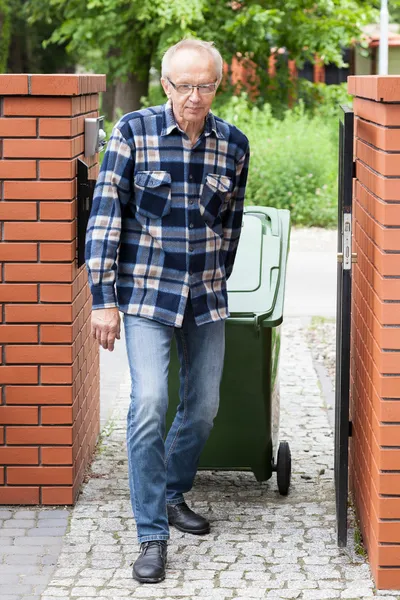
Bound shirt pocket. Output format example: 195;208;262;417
199;174;232;229
134;170;172;219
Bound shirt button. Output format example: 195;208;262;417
189;270;193;276
189;246;194;252
189;174;193;181
189;199;194;205
189;223;194;229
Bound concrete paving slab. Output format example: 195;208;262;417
0;508;71;600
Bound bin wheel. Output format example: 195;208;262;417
277;441;291;496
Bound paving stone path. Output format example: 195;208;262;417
1;318;398;599
0;507;69;600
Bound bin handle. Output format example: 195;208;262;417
244;206;281;237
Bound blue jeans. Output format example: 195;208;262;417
124;300;225;543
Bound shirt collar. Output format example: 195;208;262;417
161;99;225;140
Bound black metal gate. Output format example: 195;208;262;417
335;105;354;547
77;159;95;268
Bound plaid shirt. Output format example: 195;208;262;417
85;100;249;327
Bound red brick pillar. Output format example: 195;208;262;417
0;74;105;505
313;56;325;83
348;75;400;589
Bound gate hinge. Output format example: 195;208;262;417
352;161;357;179
348;421;353;437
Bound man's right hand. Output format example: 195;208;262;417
91;307;121;352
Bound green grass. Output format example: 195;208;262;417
309;316;336;329
215;96;340;227
354;522;368;559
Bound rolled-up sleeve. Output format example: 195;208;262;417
85;126;134;309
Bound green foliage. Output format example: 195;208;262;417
24;0;379;98
141;76;352;123
0;0;11;72
25;0;205;81
140;86;341;228
194;0;378;72
297;81;353;119
103;118;115;142
4;0;75;74
390;0;400;23
354;520;368;558
134;80;344;228
270;0;376;68
140;84;167;109
60;0;371;229
215;94;339;227
104;89;339;228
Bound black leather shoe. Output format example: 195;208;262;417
167;502;210;535
132;540;167;583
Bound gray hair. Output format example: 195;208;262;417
161;39;223;81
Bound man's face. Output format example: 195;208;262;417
161;49;219;125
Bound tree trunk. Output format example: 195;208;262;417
7;12;30;74
114;68;150;117
0;0;11;72
101;81;116;123
7;31;26;72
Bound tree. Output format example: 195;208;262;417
24;0;206;117
23;0;379;115
0;0;11;72
390;0;400;22
1;0;75;74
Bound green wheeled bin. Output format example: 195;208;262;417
167;206;291;495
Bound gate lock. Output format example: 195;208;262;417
337;213;357;267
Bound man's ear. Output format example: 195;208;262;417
161;77;171;99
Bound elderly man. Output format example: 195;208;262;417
85;38;249;583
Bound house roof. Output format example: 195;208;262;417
362;23;400;47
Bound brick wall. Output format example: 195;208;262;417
0;74;105;505
348;75;400;589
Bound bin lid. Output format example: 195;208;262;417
227;210;282;319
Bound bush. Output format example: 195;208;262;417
297;80;352;120
216;95;339;227
142;85;341;227
104;82;341;228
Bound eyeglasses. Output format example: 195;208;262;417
167;78;218;96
